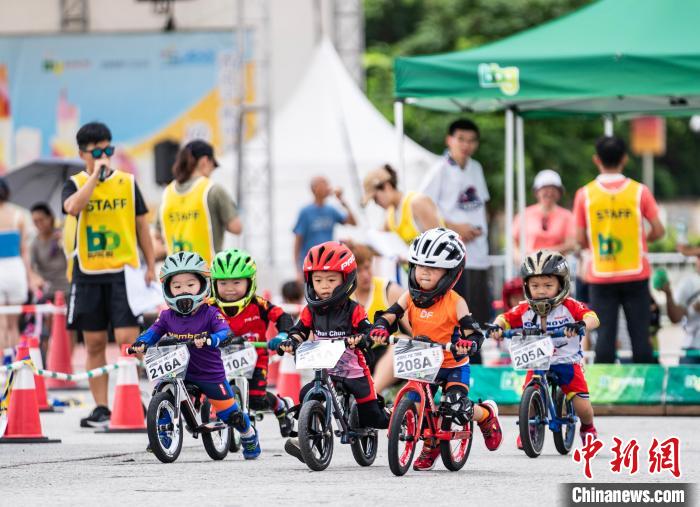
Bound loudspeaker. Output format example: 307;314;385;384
154;140;179;185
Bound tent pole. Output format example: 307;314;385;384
516;114;526;264
604;115;614;136
504;108;515;280
394;100;405;191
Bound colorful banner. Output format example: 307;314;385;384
468;364;666;405
665;365;700;404
0;32;253;192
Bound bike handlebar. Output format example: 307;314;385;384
500;328;583;339
126;333;247;355
384;335;455;352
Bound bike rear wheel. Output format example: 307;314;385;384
387;397;419;476
201;400;230;461
439;414;473;471
552;388;576;455
349;402;377;467
298;400;334;471
147;391;183;463
519;384;546;458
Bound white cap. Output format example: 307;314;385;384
533;169;563;191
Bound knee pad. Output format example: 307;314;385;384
226;409;249;432
442;386;473;426
357;401;389;430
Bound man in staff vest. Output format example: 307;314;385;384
573;136;664;364
62;122;155;428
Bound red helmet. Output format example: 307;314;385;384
303;241;357;309
502;277;524;310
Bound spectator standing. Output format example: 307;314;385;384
292;176;356;280
512;169;576;258
0;178;37;363
421;119;492;346
573;136;664;364
156;140;241;266
30;203;70;299
62;122;156;427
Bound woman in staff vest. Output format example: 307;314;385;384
362;164;443;245
157;140;242;266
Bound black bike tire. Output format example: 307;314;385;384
387;397;419;476
552;388;576;455
228;383;243;453
349;402;377;467
519;384;546;458
298;400;334;471
147;391;183;464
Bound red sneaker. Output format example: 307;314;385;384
477;400;503;451
580;425;598;444
413;441;441;471
516;434;523;450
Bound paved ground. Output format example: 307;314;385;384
1;395;697;507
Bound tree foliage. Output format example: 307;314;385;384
363;0;700;210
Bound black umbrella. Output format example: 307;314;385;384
5;159;83;216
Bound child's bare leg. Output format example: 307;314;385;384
572;395;594;425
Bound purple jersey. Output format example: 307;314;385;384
148;305;230;382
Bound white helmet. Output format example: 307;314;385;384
407;228;465;308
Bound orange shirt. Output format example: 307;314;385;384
573;174;659;284
406;290;468;368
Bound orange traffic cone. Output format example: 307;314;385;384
275;353;300;404
97;344;145;433
46;291;76;390
0;363;60;443
16;337;55;413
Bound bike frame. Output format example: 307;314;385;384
524;370;577;433
302;369;375;444
392;379;471;442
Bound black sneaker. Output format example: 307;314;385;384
80;405;111;428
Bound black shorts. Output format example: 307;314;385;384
66;279;139;332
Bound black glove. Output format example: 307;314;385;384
564;321;586;335
277;338;299;356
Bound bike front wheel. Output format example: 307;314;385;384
553;388;576;455
147;391;183;463
519;384;546;458
349;402;377;467
298;400;334;471
228;383;243;453
387;397;419;476
201;399;230;461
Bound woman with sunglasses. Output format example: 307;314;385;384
362;164;443;245
155;140;242;267
512;169;576;260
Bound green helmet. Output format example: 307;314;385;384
211;248;257;316
159;251;210;315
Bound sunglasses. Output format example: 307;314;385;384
82;146;115;158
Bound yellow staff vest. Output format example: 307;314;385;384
354;277;390;323
584;178;643;277
160;177;215;266
387;192;444;245
70;171;140;274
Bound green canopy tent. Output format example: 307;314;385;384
393;0;700;277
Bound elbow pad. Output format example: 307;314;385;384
459;315;483;349
373;303;405;334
